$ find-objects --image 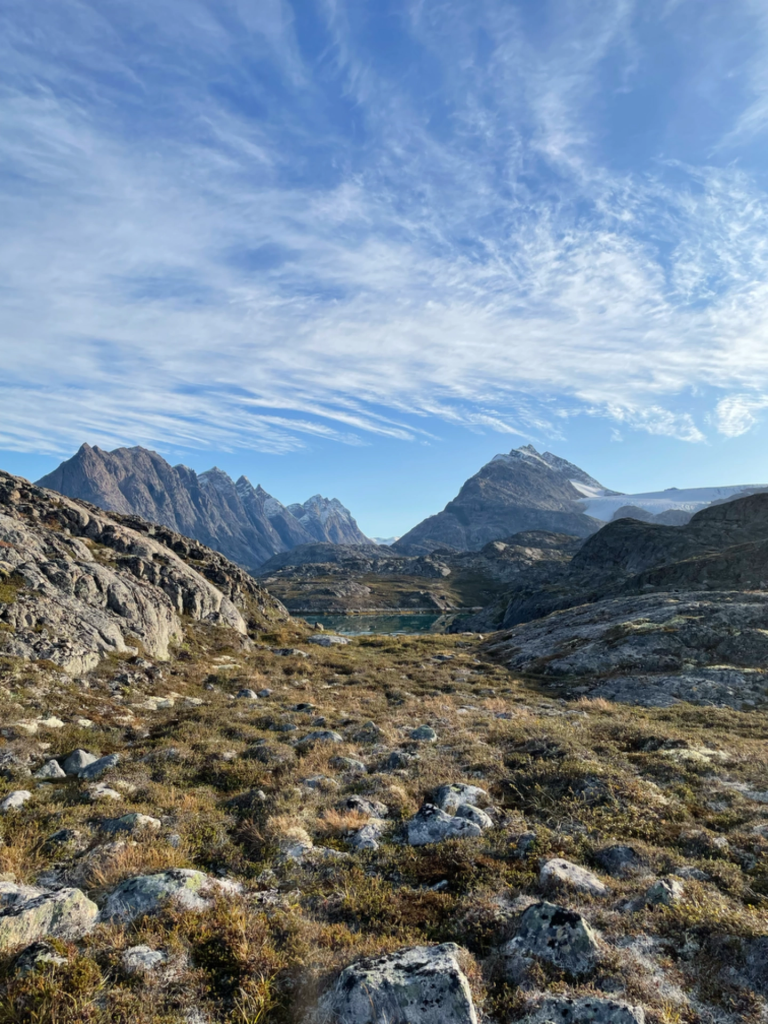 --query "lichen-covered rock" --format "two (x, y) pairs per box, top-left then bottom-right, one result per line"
(594, 845), (645, 878)
(406, 804), (483, 846)
(434, 783), (489, 814)
(101, 813), (162, 835)
(0, 886), (98, 950)
(454, 804), (494, 830)
(502, 901), (600, 975)
(410, 725), (437, 742)
(13, 941), (68, 976)
(526, 995), (645, 1023)
(644, 878), (684, 907)
(102, 869), (241, 923)
(342, 795), (389, 818)
(307, 634), (349, 646)
(298, 730), (343, 745)
(541, 858), (609, 896)
(121, 945), (167, 976)
(78, 753), (120, 781)
(321, 943), (478, 1024)
(346, 820), (389, 852)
